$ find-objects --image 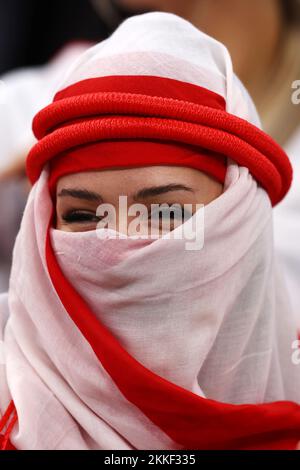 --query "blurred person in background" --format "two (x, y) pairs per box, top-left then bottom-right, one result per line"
(0, 0), (117, 75)
(115, 0), (300, 324)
